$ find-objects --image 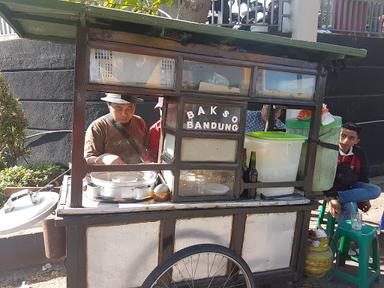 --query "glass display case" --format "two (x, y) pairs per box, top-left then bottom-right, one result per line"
(182, 60), (251, 95)
(181, 138), (238, 162)
(159, 97), (245, 201)
(84, 47), (323, 203)
(256, 69), (316, 100)
(89, 48), (176, 89)
(84, 43), (323, 203)
(85, 48), (321, 202)
(179, 169), (235, 197)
